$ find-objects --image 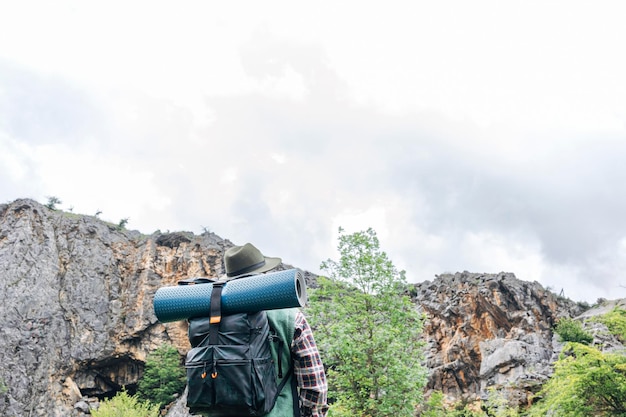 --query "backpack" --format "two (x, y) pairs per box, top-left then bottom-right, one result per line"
(181, 279), (291, 416)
